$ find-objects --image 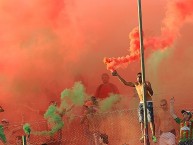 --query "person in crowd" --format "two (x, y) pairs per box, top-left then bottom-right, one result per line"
(157, 99), (176, 145)
(112, 71), (157, 143)
(95, 73), (119, 99)
(170, 97), (193, 145)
